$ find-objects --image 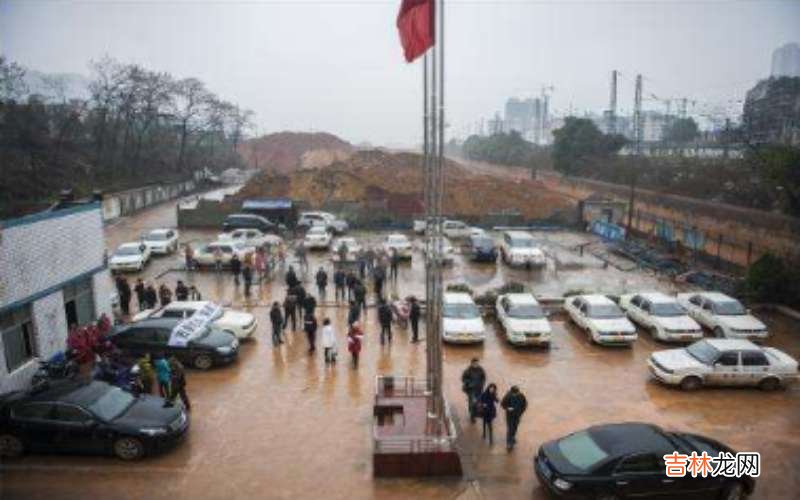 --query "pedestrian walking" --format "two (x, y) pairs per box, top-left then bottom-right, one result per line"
(296, 244), (308, 274)
(479, 383), (499, 445)
(269, 301), (284, 345)
(373, 265), (385, 301)
(315, 267), (328, 298)
(168, 356), (191, 411)
(293, 283), (307, 319)
(303, 312), (318, 354)
(136, 354), (156, 395)
(334, 268), (346, 302)
(134, 278), (146, 311)
(213, 246), (223, 272)
(378, 299), (393, 345)
(321, 318), (337, 364)
(184, 244), (195, 271)
(283, 293), (297, 332)
(347, 322), (364, 368)
(153, 354), (172, 398)
(500, 386), (528, 451)
(231, 253), (242, 285)
(390, 249), (400, 281)
(366, 247), (376, 274)
(243, 265), (253, 296)
(347, 299), (361, 327)
(189, 285), (202, 301)
(354, 280), (367, 313)
(175, 280), (189, 301)
(461, 358), (486, 424)
(303, 293), (317, 316)
(158, 284), (172, 307)
(345, 271), (356, 301)
(116, 276), (132, 316)
(409, 296), (421, 343)
(286, 265), (300, 289)
(357, 249), (367, 280)
(144, 283), (158, 310)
